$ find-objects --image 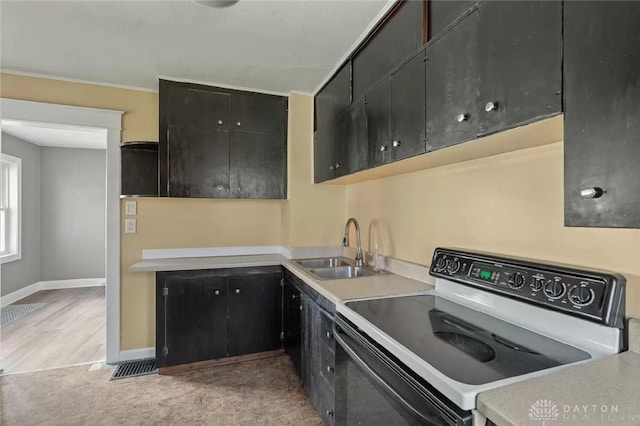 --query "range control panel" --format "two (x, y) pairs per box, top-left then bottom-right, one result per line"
(429, 248), (626, 328)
